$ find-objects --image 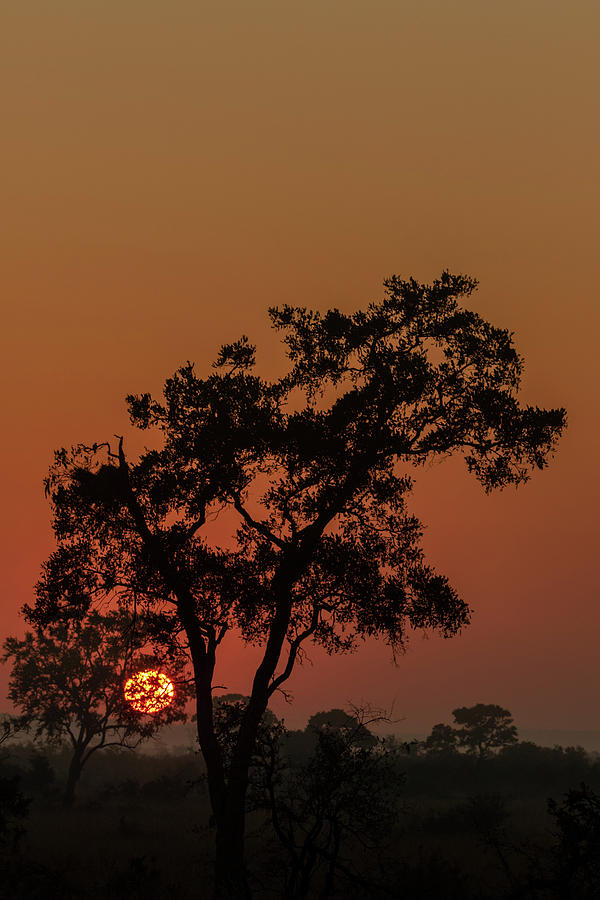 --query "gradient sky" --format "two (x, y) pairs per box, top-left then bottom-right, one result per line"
(2, 1), (599, 734)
